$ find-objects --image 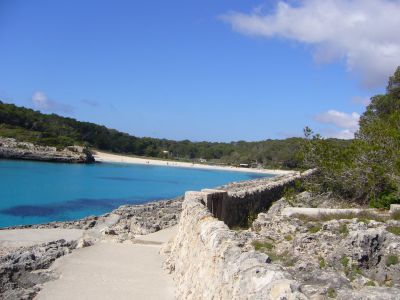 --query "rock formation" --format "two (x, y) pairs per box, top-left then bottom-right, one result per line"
(0, 137), (94, 163)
